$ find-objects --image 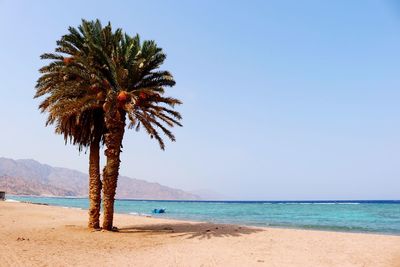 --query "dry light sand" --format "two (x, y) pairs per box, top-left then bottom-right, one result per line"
(1, 201), (400, 267)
